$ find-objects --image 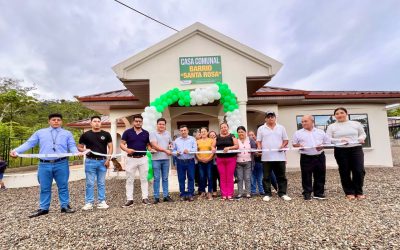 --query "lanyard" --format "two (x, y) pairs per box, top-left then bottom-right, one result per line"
(50, 129), (60, 152)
